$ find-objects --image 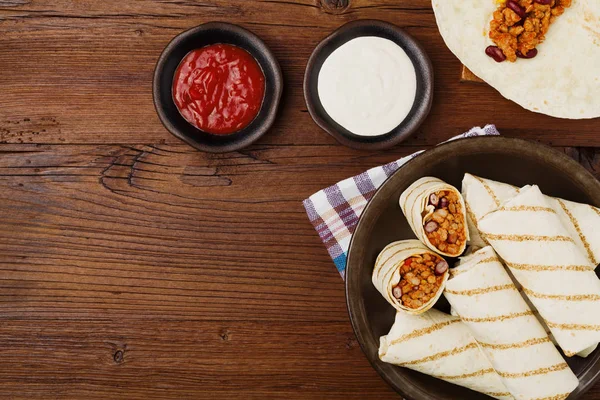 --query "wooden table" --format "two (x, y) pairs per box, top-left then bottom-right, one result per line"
(0, 1), (599, 398)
